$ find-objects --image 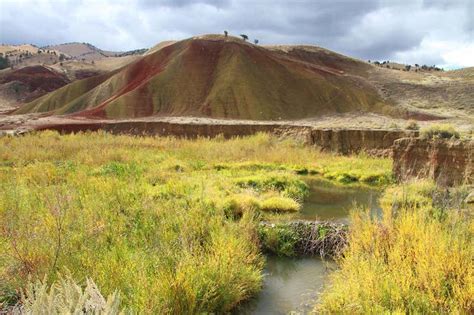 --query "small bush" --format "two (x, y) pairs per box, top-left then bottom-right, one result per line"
(405, 120), (419, 130)
(258, 224), (299, 256)
(388, 122), (400, 129)
(420, 124), (460, 140)
(260, 197), (300, 213)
